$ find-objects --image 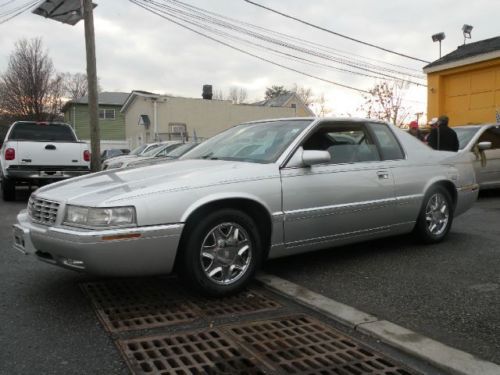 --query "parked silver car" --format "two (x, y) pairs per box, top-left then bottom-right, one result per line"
(13, 118), (479, 296)
(454, 124), (500, 190)
(105, 142), (183, 169)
